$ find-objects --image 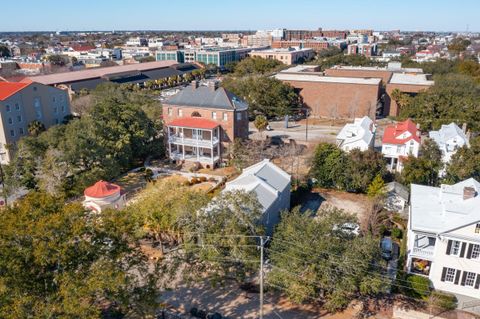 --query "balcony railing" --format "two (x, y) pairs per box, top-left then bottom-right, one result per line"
(170, 152), (220, 164)
(412, 247), (435, 258)
(169, 136), (219, 147)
